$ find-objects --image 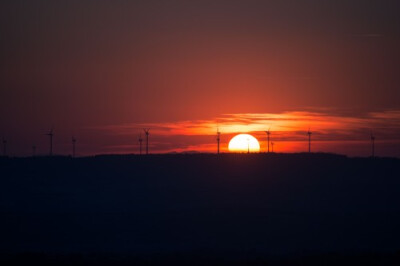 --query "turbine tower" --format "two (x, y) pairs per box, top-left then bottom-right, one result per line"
(46, 128), (54, 156)
(307, 128), (312, 153)
(138, 133), (143, 155)
(2, 137), (7, 157)
(72, 136), (76, 158)
(271, 142), (274, 153)
(265, 129), (271, 153)
(216, 128), (221, 154)
(371, 133), (375, 157)
(143, 128), (150, 155)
